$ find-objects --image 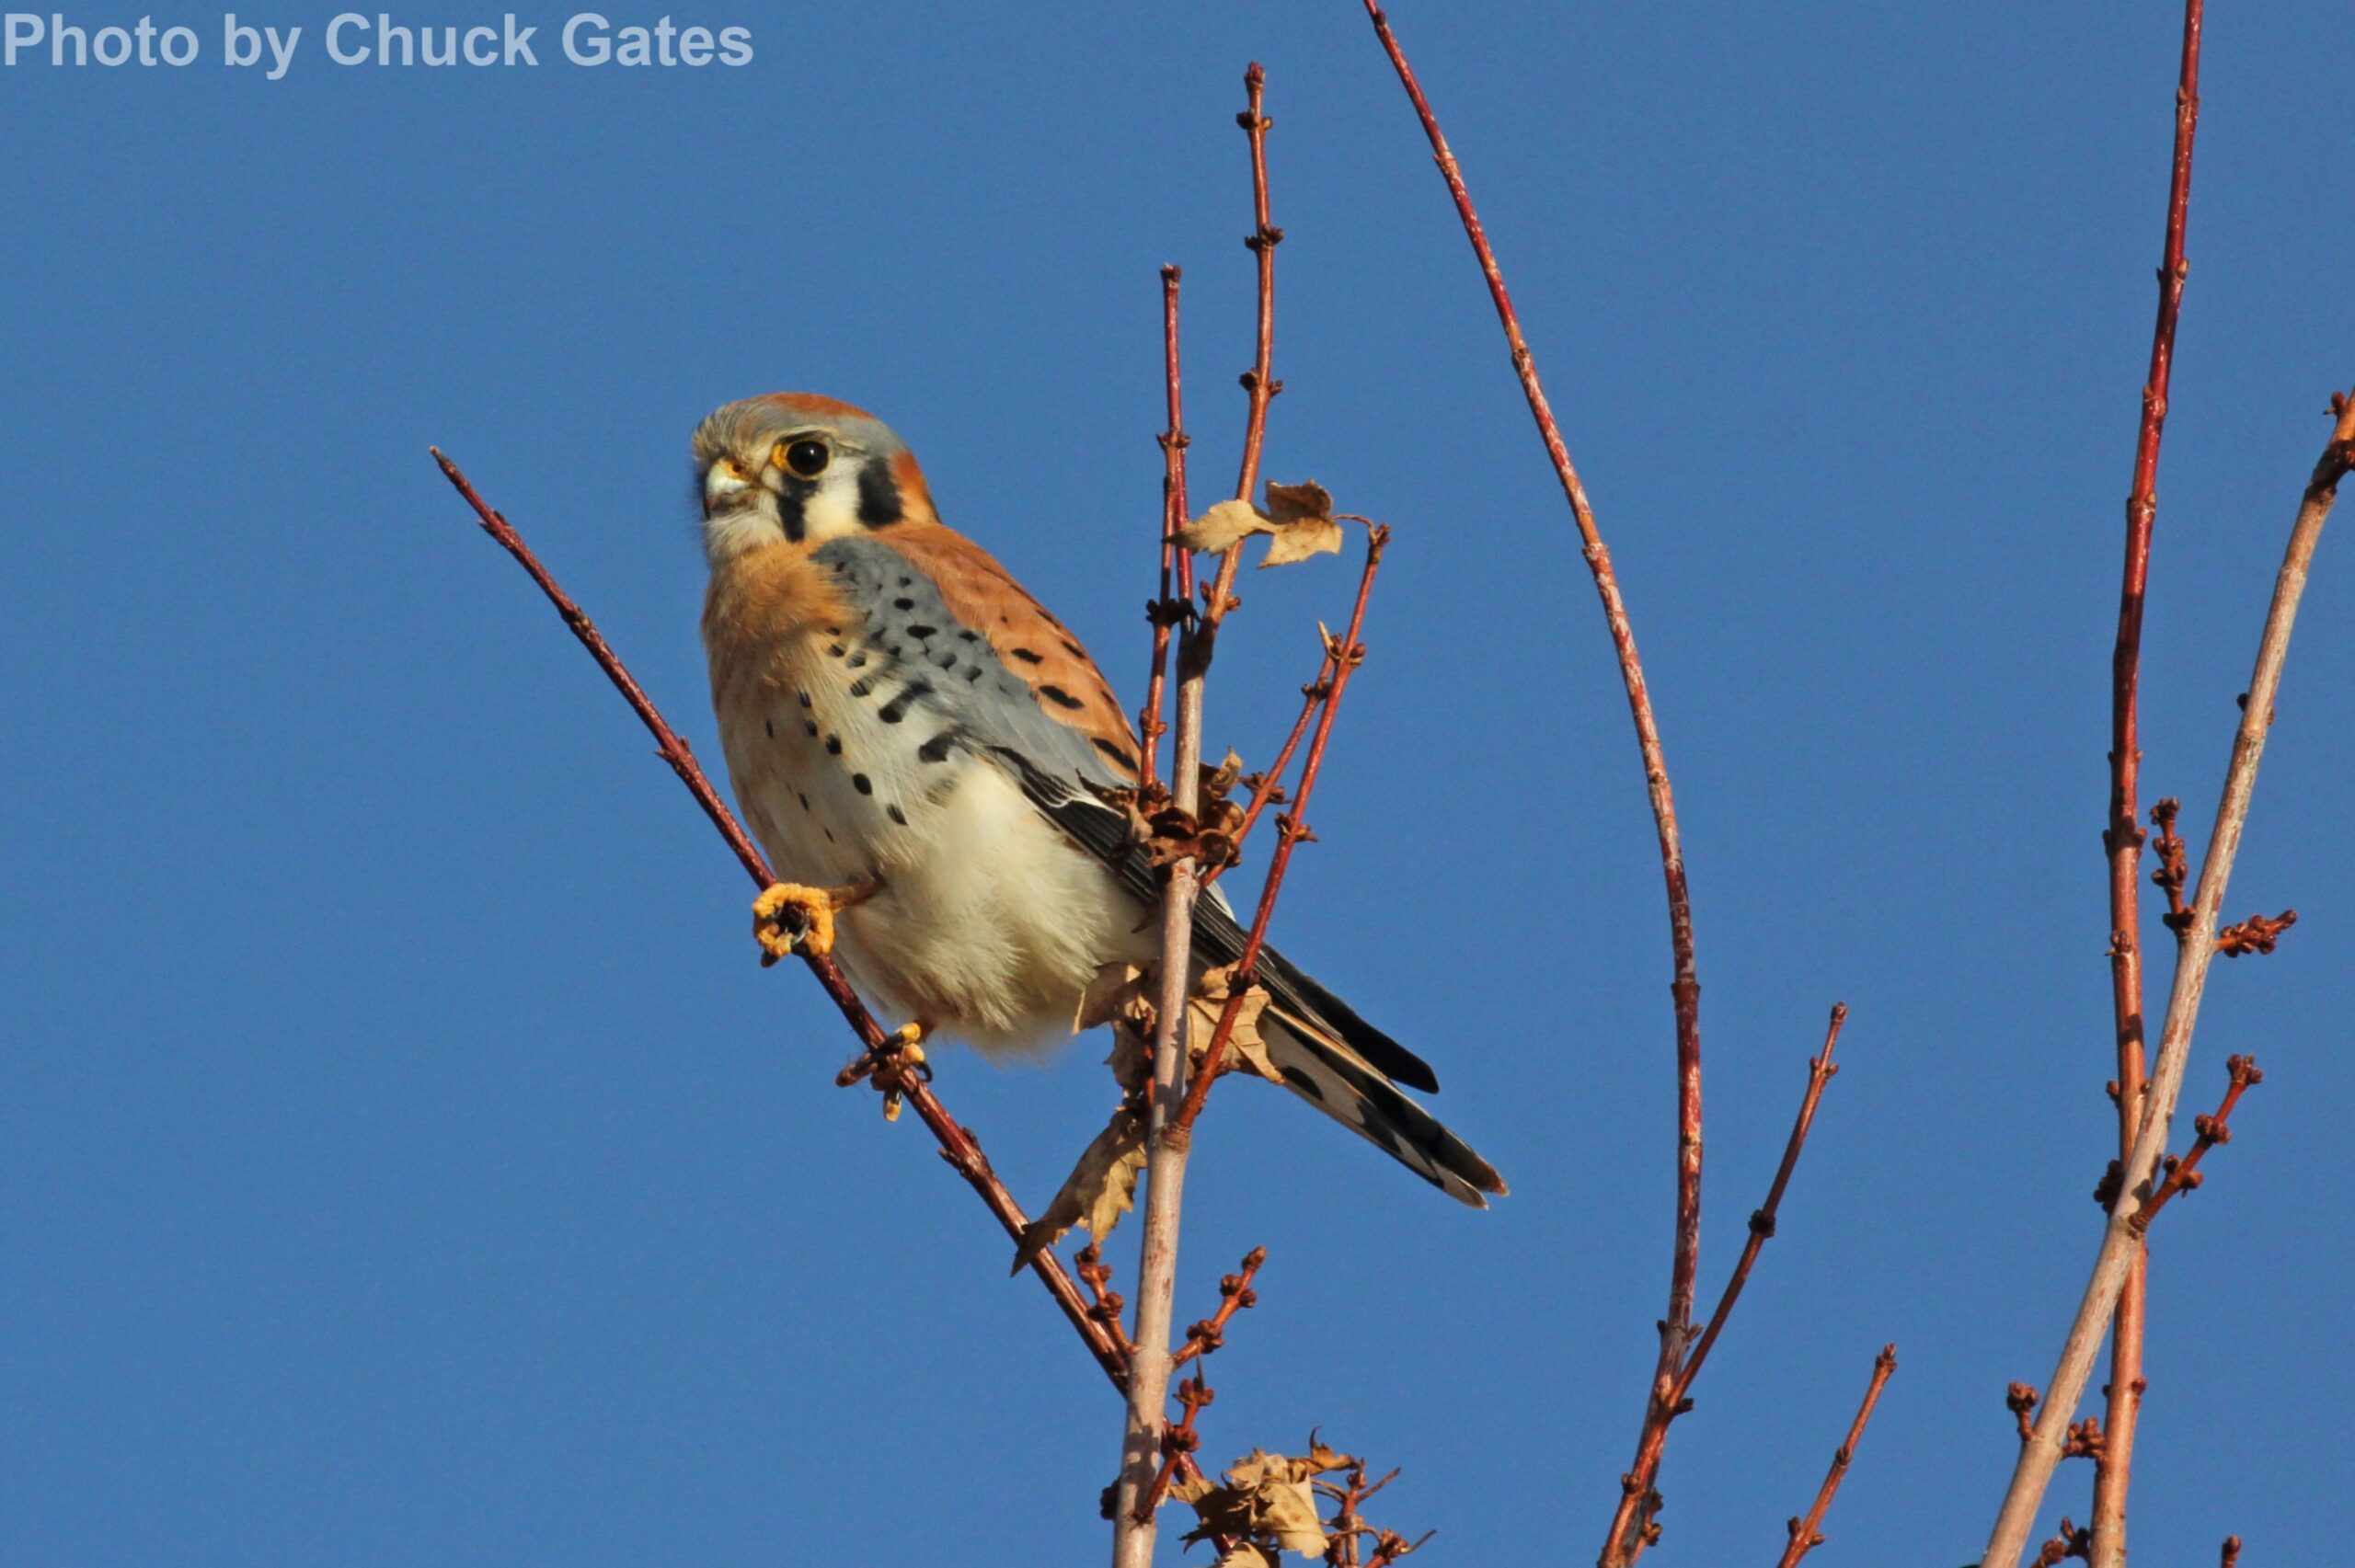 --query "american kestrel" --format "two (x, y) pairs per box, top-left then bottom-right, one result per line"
(695, 394), (1505, 1205)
